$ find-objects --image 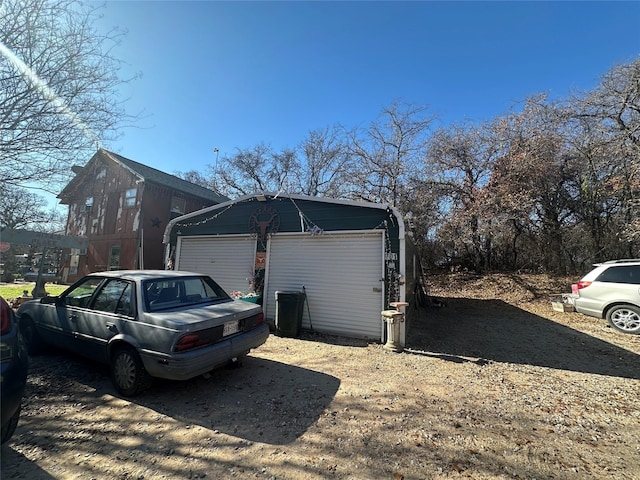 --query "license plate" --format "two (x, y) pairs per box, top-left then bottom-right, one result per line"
(223, 320), (239, 336)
